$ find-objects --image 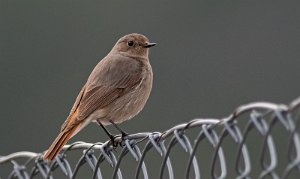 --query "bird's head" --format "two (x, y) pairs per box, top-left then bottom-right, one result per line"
(111, 33), (156, 59)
